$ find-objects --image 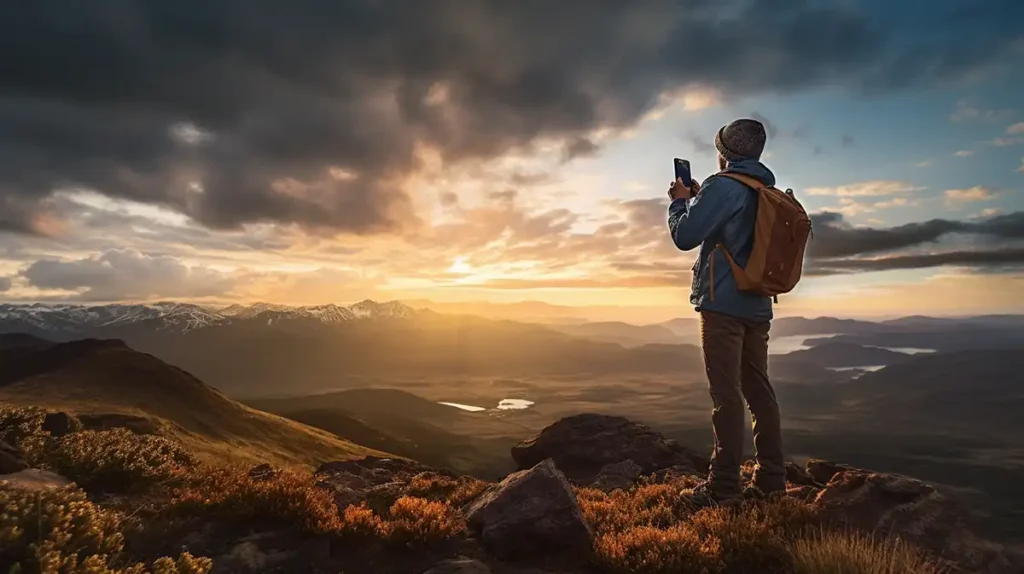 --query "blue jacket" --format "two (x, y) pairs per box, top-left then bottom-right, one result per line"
(667, 159), (773, 322)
